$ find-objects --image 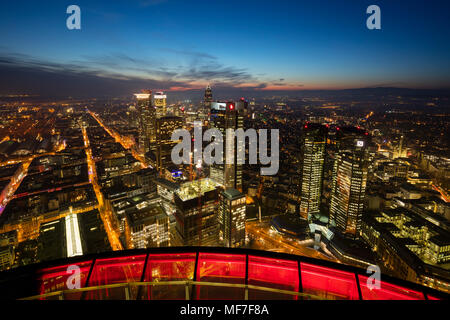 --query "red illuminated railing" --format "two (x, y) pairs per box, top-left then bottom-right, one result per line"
(3, 247), (448, 300)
